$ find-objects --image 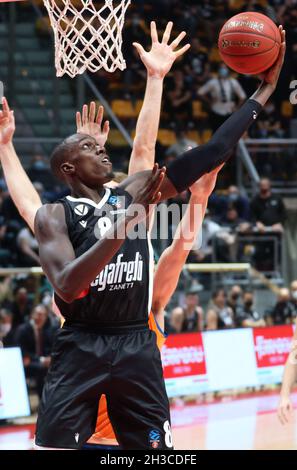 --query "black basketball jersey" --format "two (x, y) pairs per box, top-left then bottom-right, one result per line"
(54, 186), (154, 326)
